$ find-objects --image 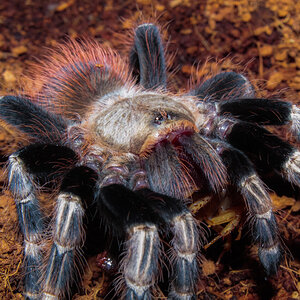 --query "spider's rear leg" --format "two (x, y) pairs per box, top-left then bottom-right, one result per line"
(214, 119), (300, 187)
(42, 166), (97, 299)
(129, 23), (167, 90)
(7, 144), (77, 299)
(215, 142), (281, 274)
